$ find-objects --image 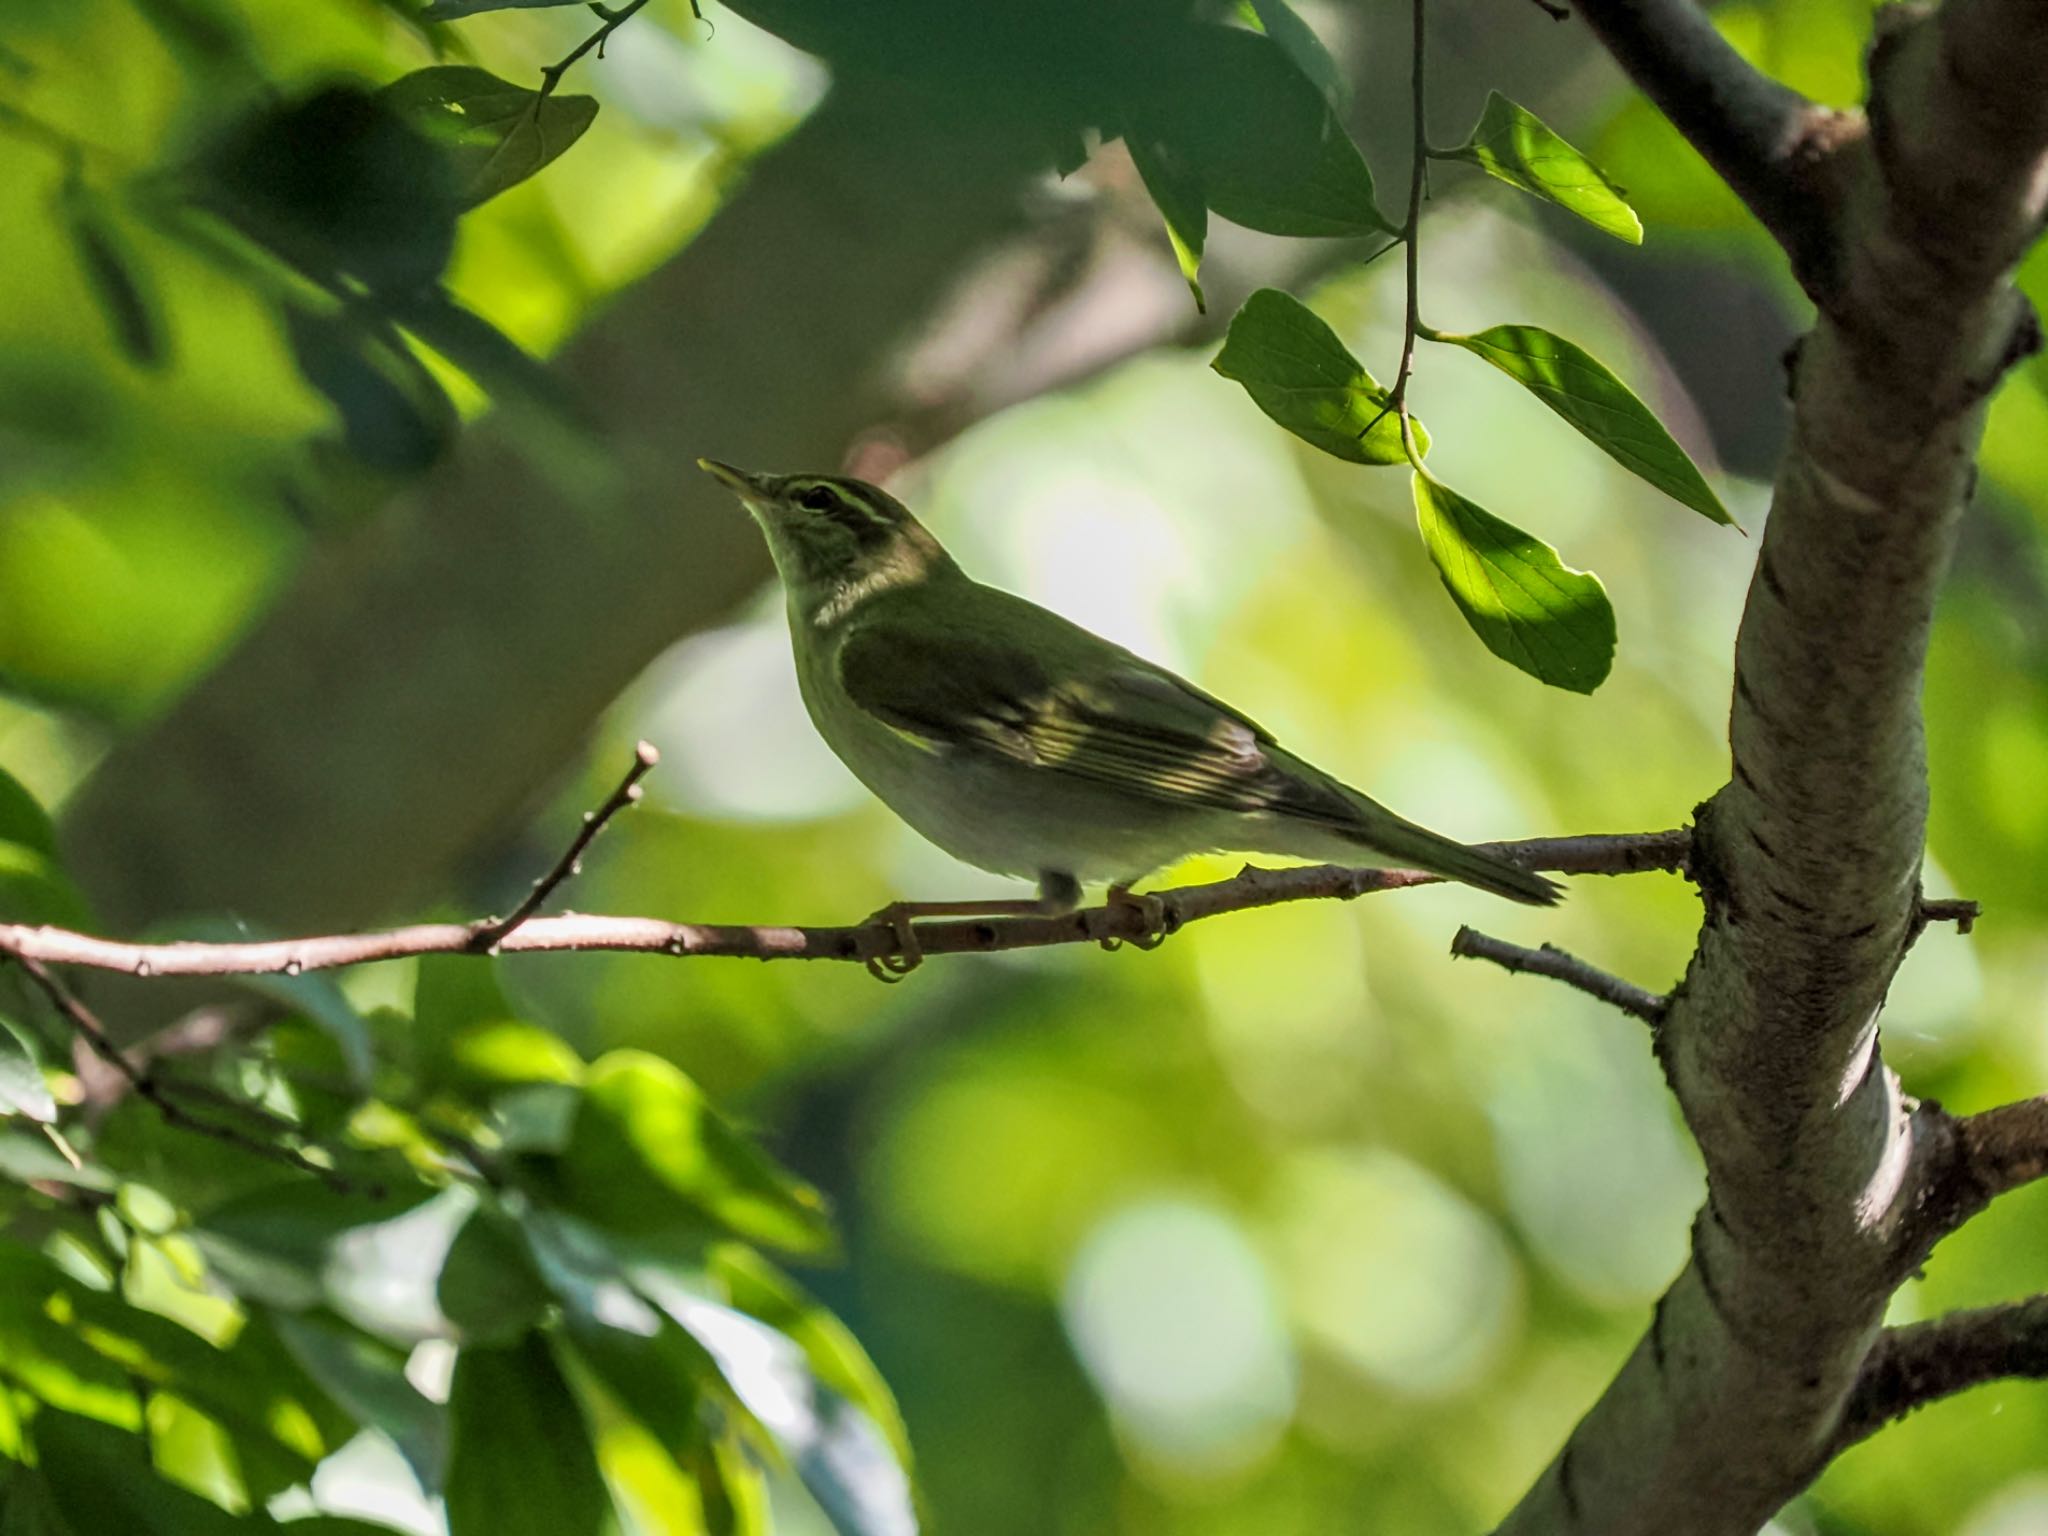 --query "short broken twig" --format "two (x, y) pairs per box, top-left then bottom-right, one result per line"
(1450, 925), (1669, 1025)
(469, 741), (659, 952)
